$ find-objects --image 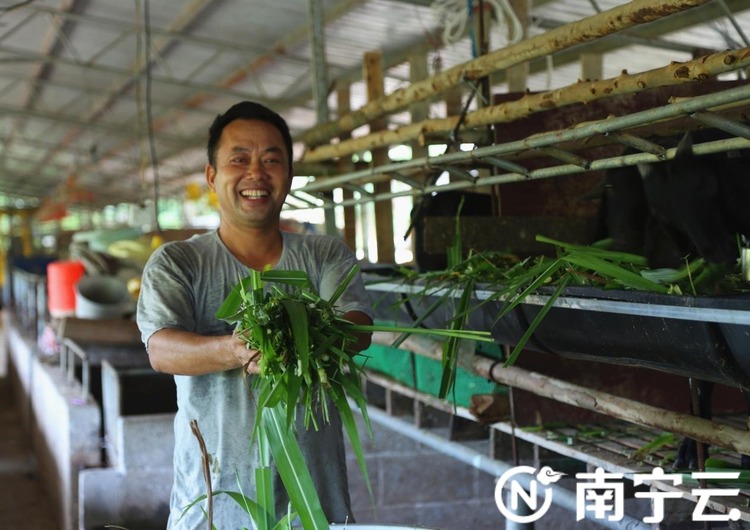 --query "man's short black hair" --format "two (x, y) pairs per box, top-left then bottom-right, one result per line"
(206, 101), (293, 174)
